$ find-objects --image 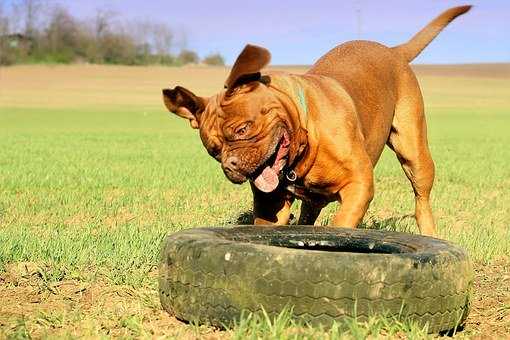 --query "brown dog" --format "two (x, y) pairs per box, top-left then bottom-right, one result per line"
(162, 6), (471, 236)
